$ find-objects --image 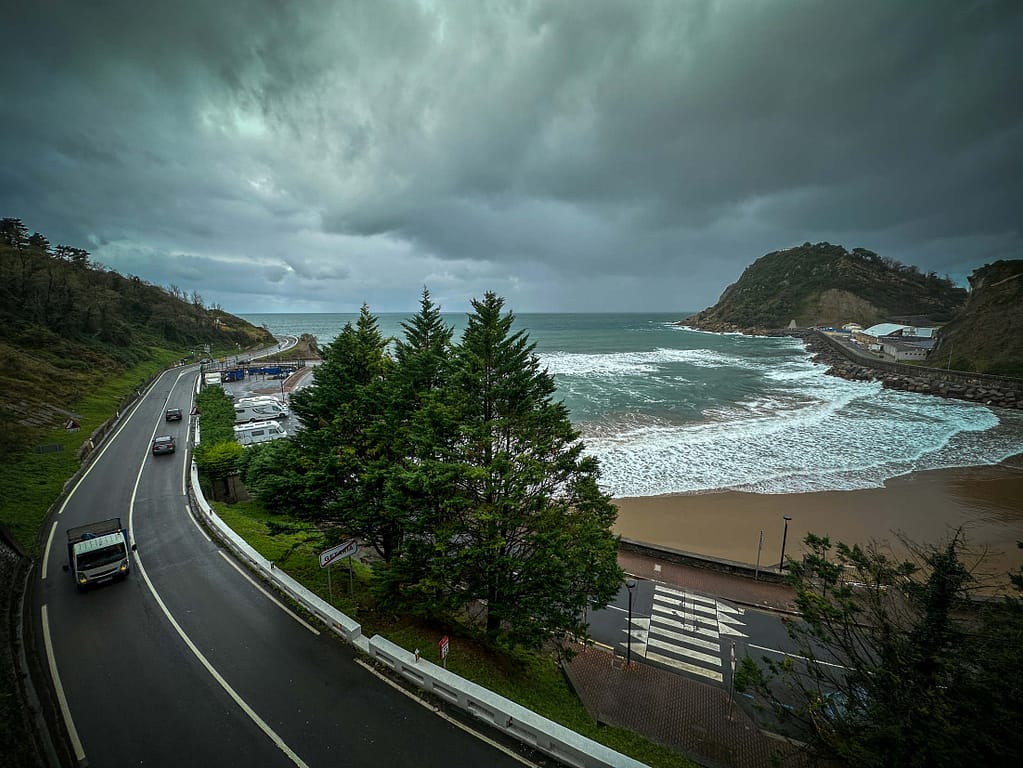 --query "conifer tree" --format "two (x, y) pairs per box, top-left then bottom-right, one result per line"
(285, 305), (399, 557)
(407, 292), (622, 648)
